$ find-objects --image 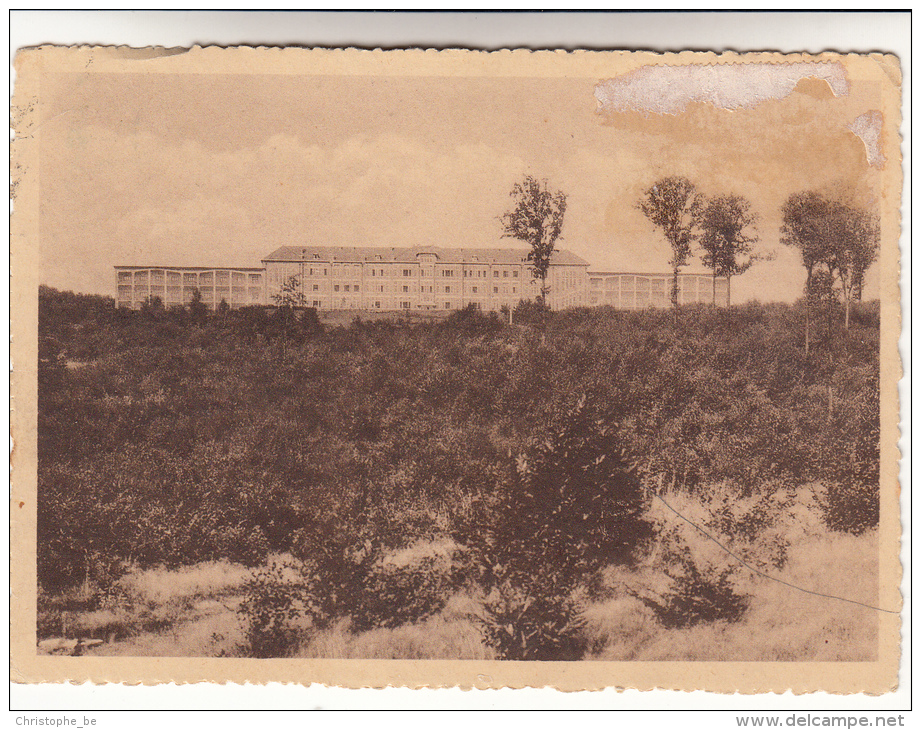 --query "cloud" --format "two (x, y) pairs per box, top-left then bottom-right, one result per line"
(594, 61), (849, 116)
